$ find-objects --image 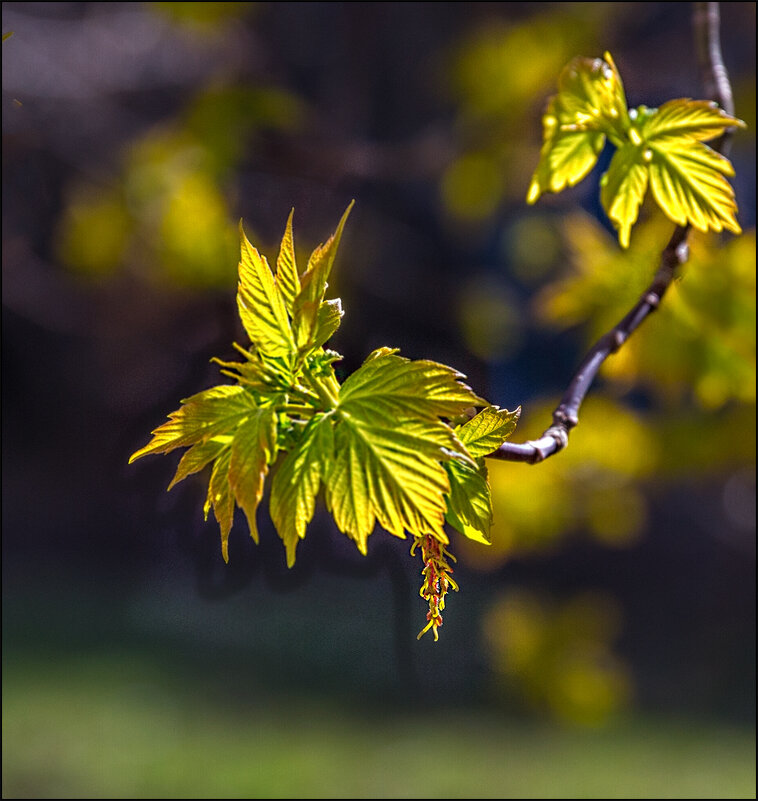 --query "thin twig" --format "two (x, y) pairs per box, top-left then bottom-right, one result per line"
(489, 1), (738, 464)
